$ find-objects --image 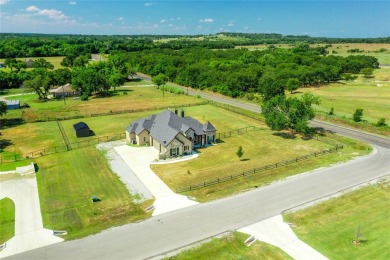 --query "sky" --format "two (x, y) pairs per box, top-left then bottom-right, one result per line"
(0, 0), (389, 37)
